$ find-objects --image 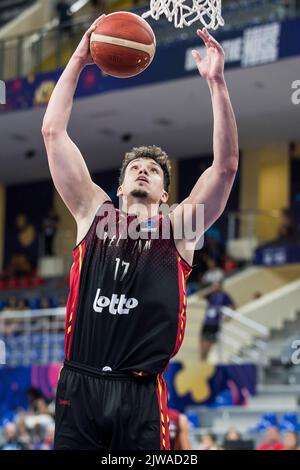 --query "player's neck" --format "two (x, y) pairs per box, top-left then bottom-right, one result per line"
(120, 197), (159, 221)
